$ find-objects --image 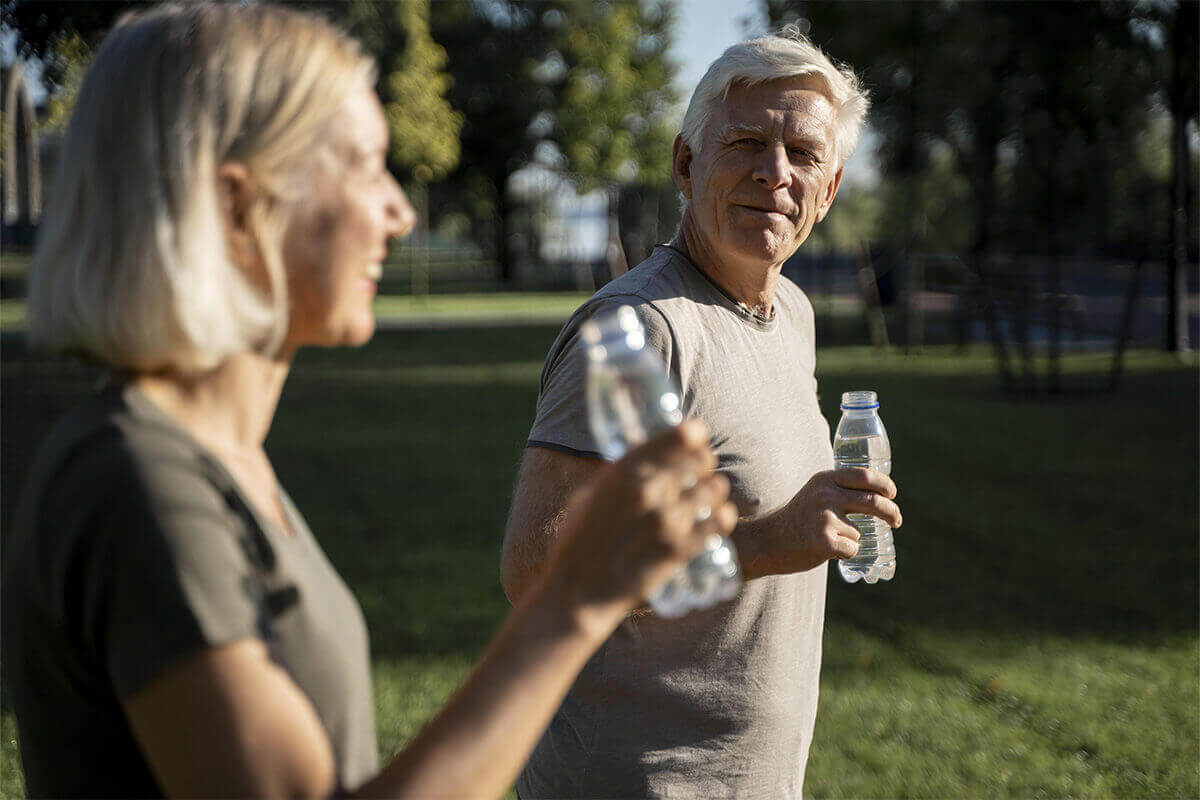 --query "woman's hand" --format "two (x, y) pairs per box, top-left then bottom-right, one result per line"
(541, 418), (738, 631)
